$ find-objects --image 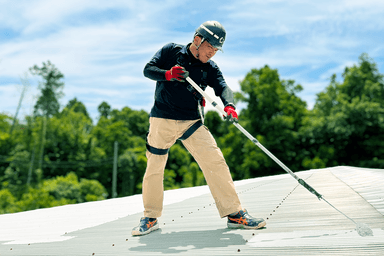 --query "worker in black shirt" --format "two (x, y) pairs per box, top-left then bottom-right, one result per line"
(132, 21), (266, 236)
